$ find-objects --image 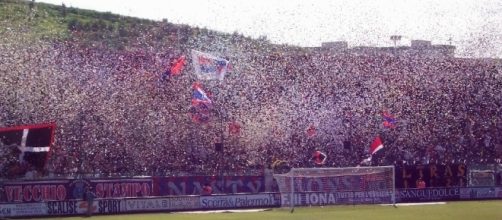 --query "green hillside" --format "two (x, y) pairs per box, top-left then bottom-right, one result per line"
(0, 0), (281, 51)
